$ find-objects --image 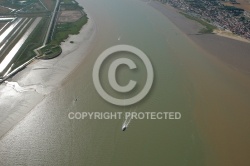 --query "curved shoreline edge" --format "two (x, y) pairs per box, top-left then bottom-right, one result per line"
(0, 9), (97, 139)
(150, 1), (250, 75)
(213, 29), (250, 43)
